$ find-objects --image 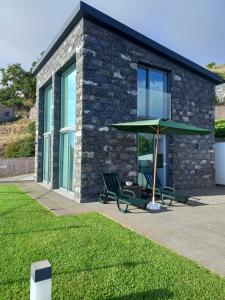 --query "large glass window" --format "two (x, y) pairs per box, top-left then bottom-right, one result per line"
(44, 85), (52, 133)
(43, 135), (51, 183)
(137, 66), (170, 119)
(60, 64), (76, 192)
(43, 84), (52, 184)
(61, 65), (76, 128)
(60, 131), (76, 191)
(137, 66), (168, 187)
